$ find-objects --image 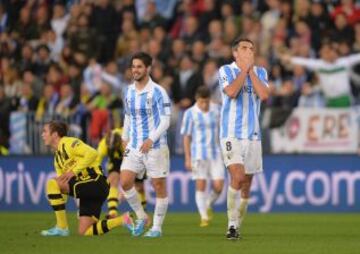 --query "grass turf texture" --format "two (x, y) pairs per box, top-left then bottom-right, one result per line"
(1, 212), (359, 254)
